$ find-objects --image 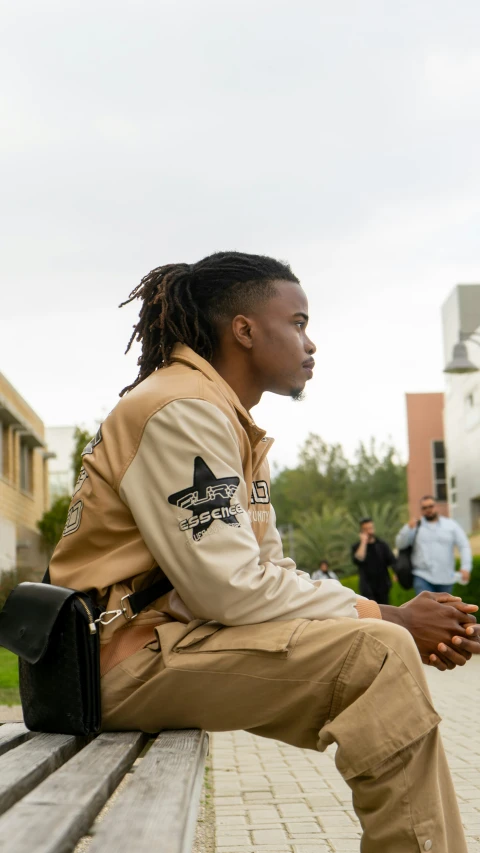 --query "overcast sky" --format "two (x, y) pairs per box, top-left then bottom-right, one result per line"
(1, 0), (479, 469)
